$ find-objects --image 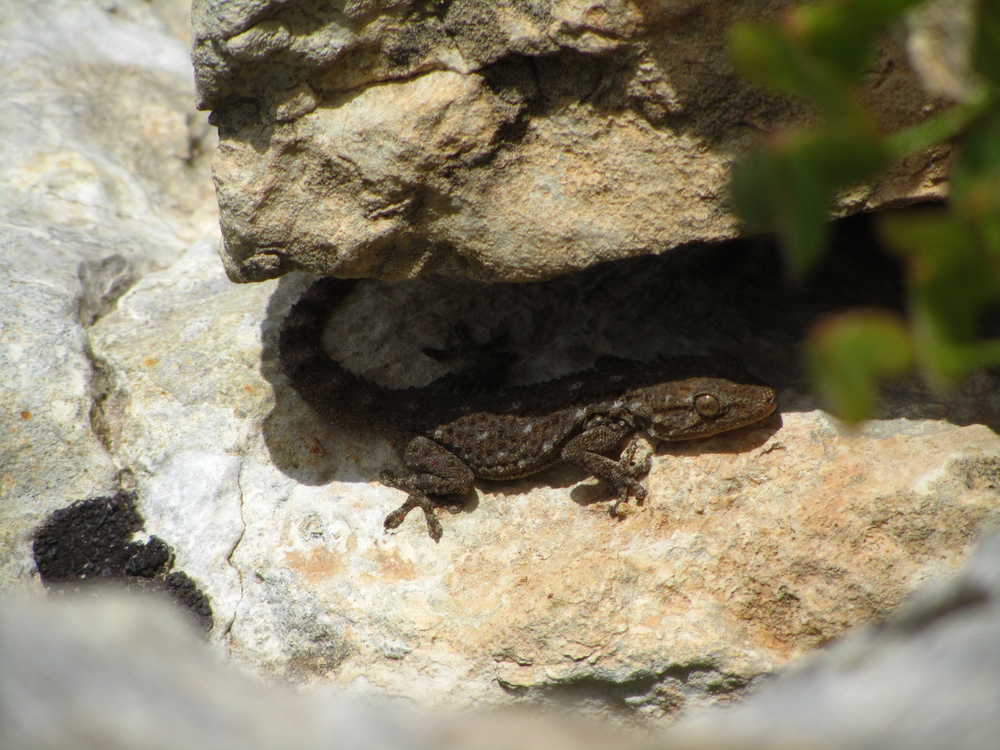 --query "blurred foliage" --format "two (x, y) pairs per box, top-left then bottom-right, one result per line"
(729, 0), (1000, 421)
